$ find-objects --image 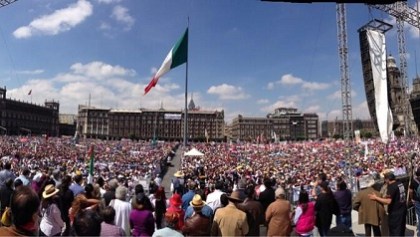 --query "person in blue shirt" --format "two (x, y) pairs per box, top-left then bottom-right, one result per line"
(69, 174), (85, 197)
(182, 181), (196, 211)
